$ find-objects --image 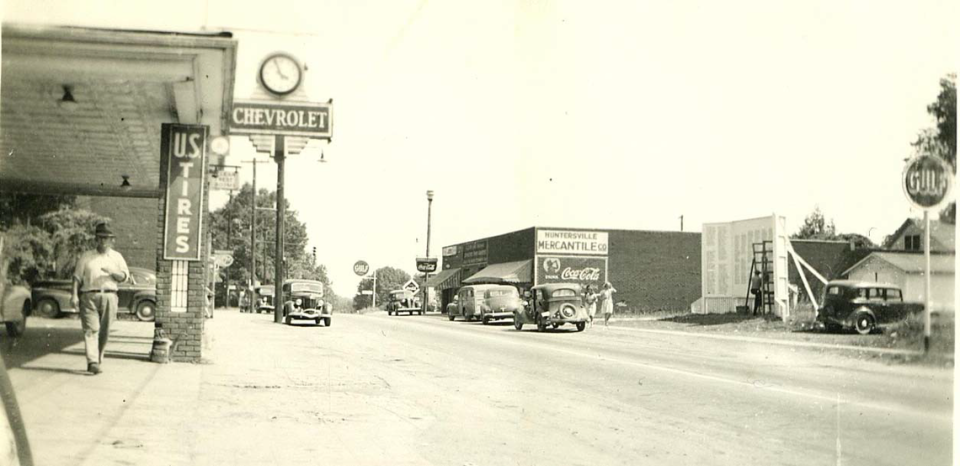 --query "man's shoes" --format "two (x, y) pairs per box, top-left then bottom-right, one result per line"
(88, 363), (101, 375)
